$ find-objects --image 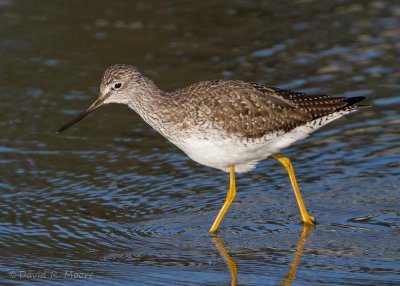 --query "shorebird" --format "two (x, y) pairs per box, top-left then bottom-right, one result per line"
(58, 64), (366, 233)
